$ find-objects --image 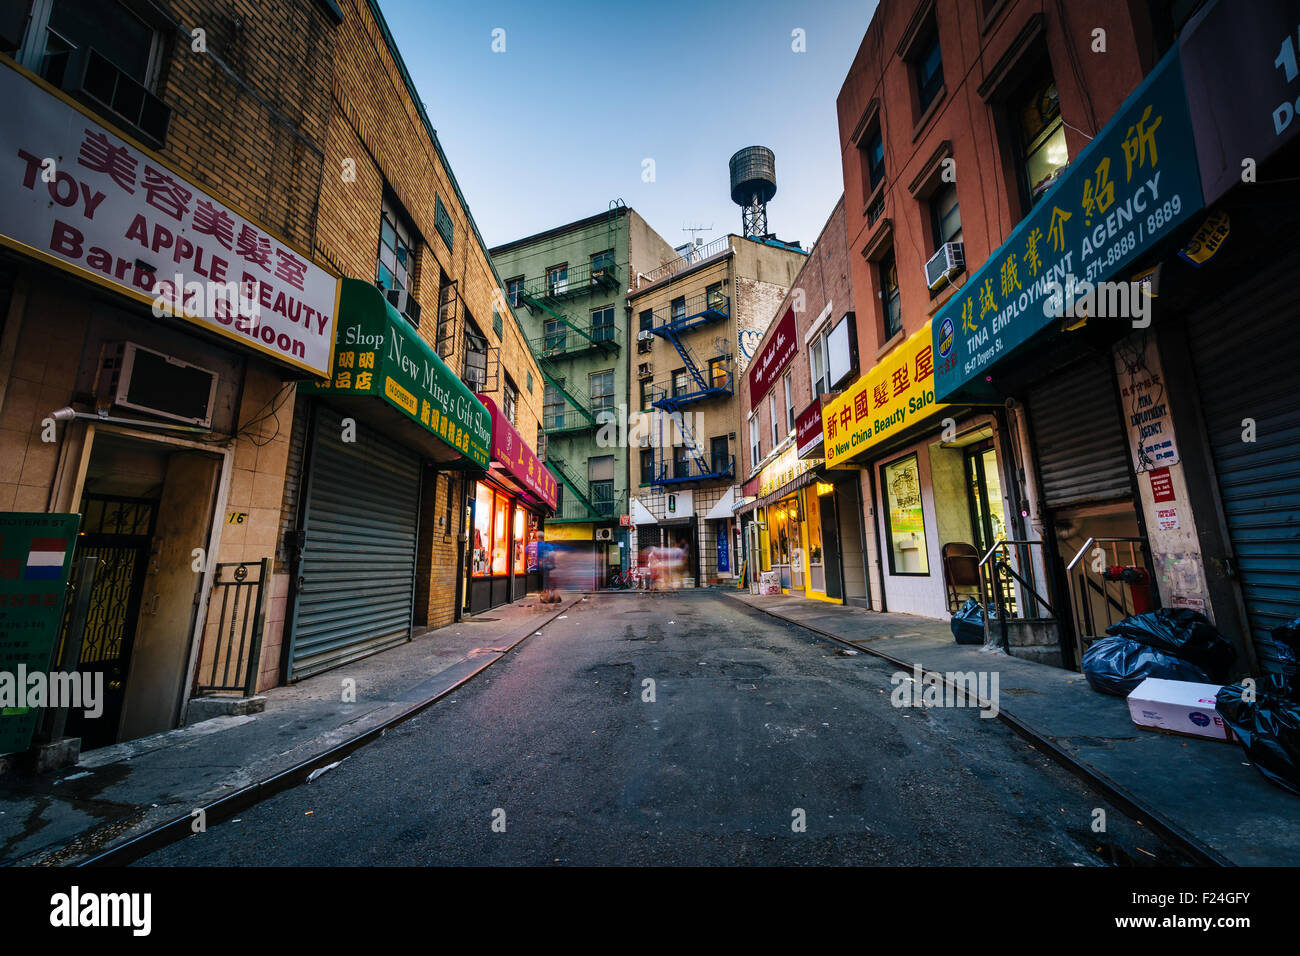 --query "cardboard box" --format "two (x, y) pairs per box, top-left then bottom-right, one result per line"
(1126, 677), (1234, 741)
(759, 571), (782, 595)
